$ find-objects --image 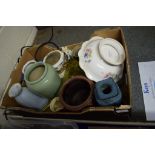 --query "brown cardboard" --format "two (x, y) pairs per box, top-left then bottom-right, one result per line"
(0, 27), (131, 117)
